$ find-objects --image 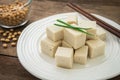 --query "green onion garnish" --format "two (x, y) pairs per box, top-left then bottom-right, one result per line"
(54, 19), (94, 36)
(54, 24), (91, 30)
